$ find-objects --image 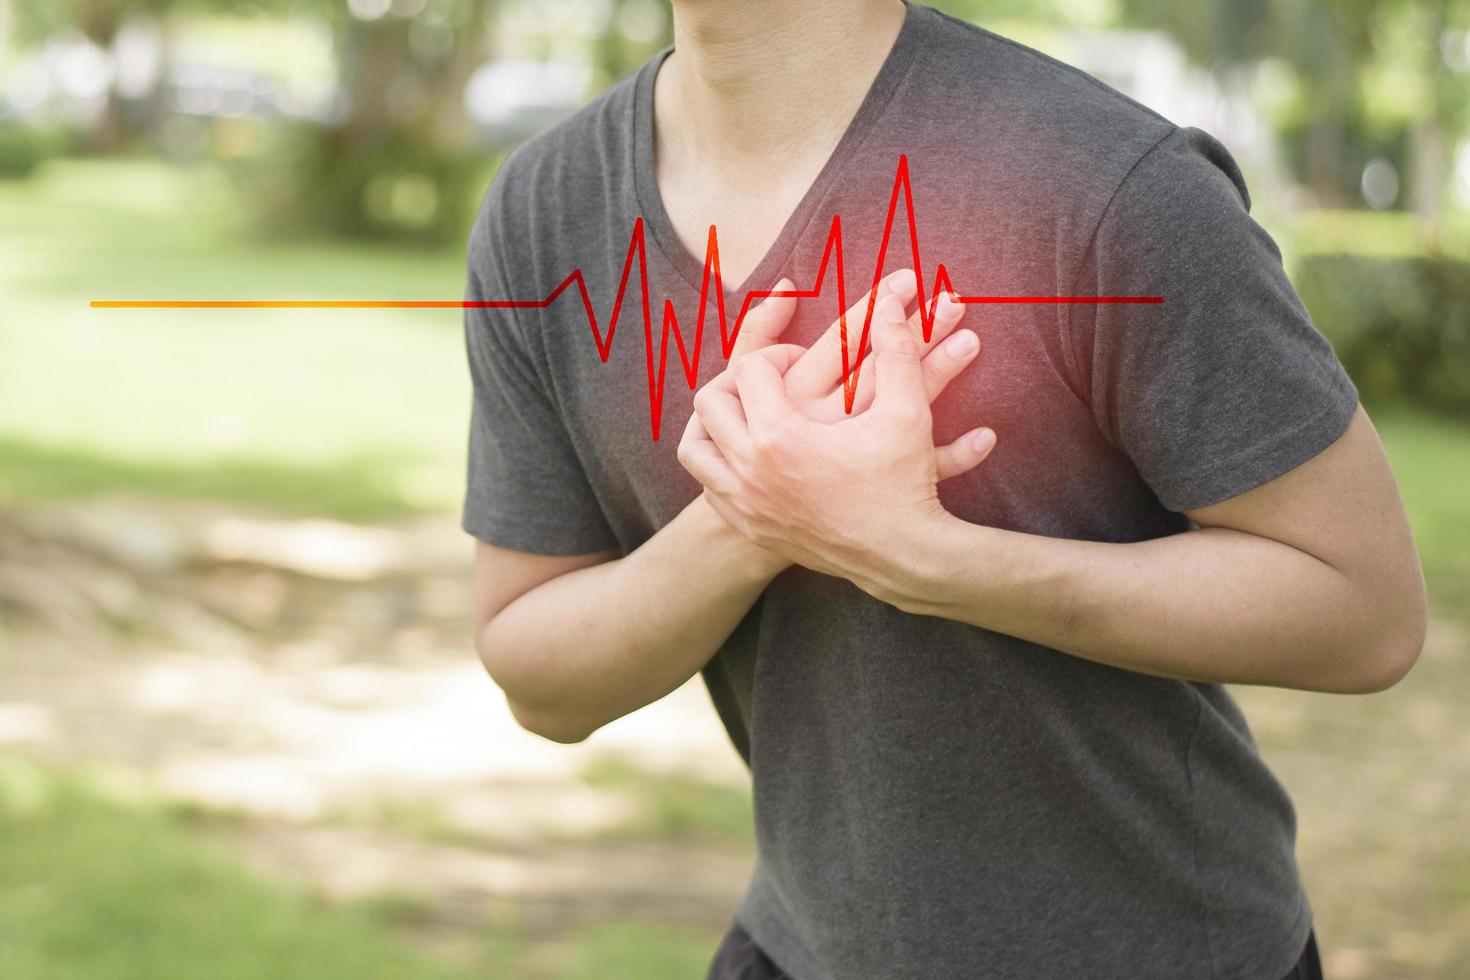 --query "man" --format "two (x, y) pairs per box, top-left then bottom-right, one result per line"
(462, 1), (1427, 977)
